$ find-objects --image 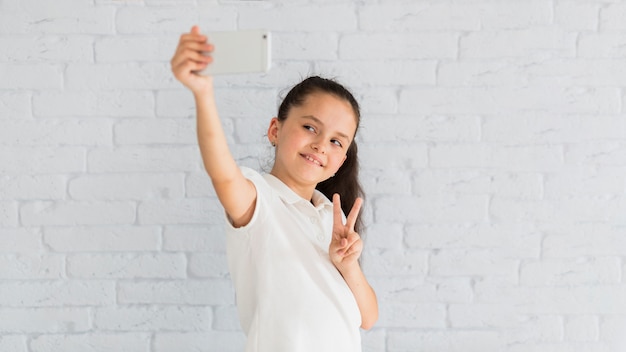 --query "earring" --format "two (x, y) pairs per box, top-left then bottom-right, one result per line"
(271, 142), (276, 147)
